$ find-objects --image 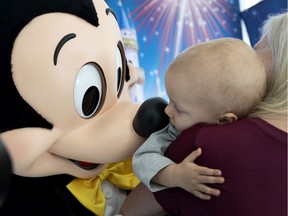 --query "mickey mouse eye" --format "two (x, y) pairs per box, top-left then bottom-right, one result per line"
(116, 42), (126, 98)
(74, 63), (106, 119)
